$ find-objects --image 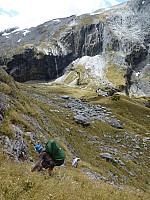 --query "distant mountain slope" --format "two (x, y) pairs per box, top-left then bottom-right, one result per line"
(0, 0), (149, 97)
